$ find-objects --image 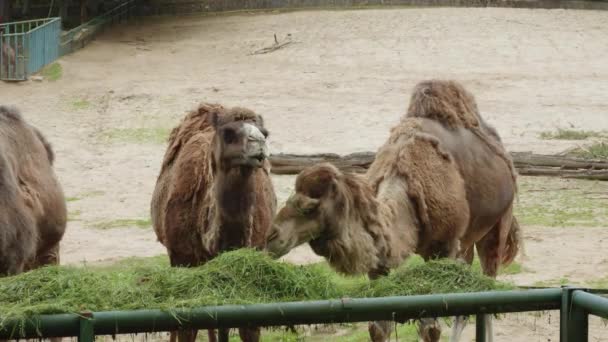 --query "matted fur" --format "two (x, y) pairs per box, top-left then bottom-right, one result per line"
(368, 132), (469, 259)
(405, 80), (518, 187)
(151, 102), (276, 265)
(0, 106), (67, 276)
